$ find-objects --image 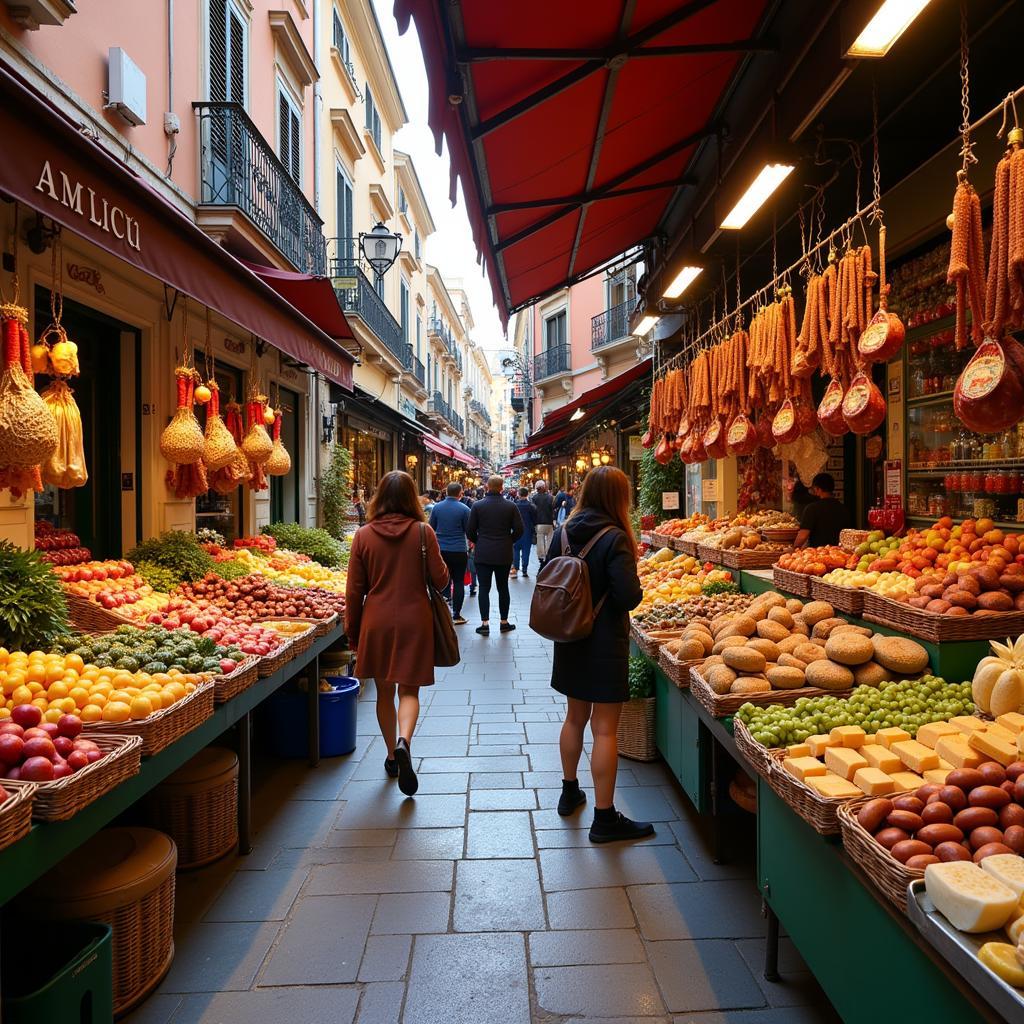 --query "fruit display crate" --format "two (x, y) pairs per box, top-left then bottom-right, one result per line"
(656, 645), (699, 688)
(213, 656), (260, 704)
(772, 567), (812, 597)
(688, 668), (852, 719)
(719, 547), (790, 570)
(862, 591), (1024, 644)
(0, 782), (36, 852)
(810, 577), (866, 616)
(64, 593), (138, 634)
